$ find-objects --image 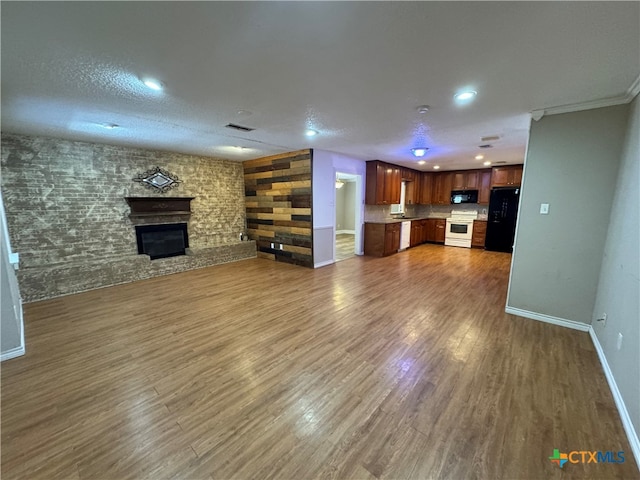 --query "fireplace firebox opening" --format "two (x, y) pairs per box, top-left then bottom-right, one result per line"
(135, 223), (189, 260)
